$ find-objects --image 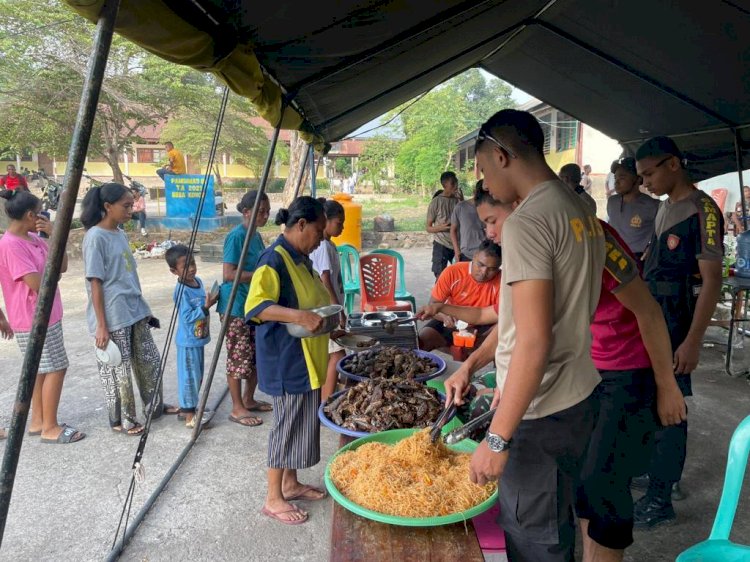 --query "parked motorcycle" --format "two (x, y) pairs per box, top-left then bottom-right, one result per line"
(123, 173), (147, 197)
